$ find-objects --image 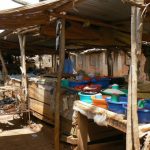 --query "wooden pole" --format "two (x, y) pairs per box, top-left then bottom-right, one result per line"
(126, 68), (133, 150)
(126, 0), (144, 149)
(54, 19), (65, 150)
(131, 6), (140, 149)
(18, 34), (27, 100)
(0, 51), (9, 82)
